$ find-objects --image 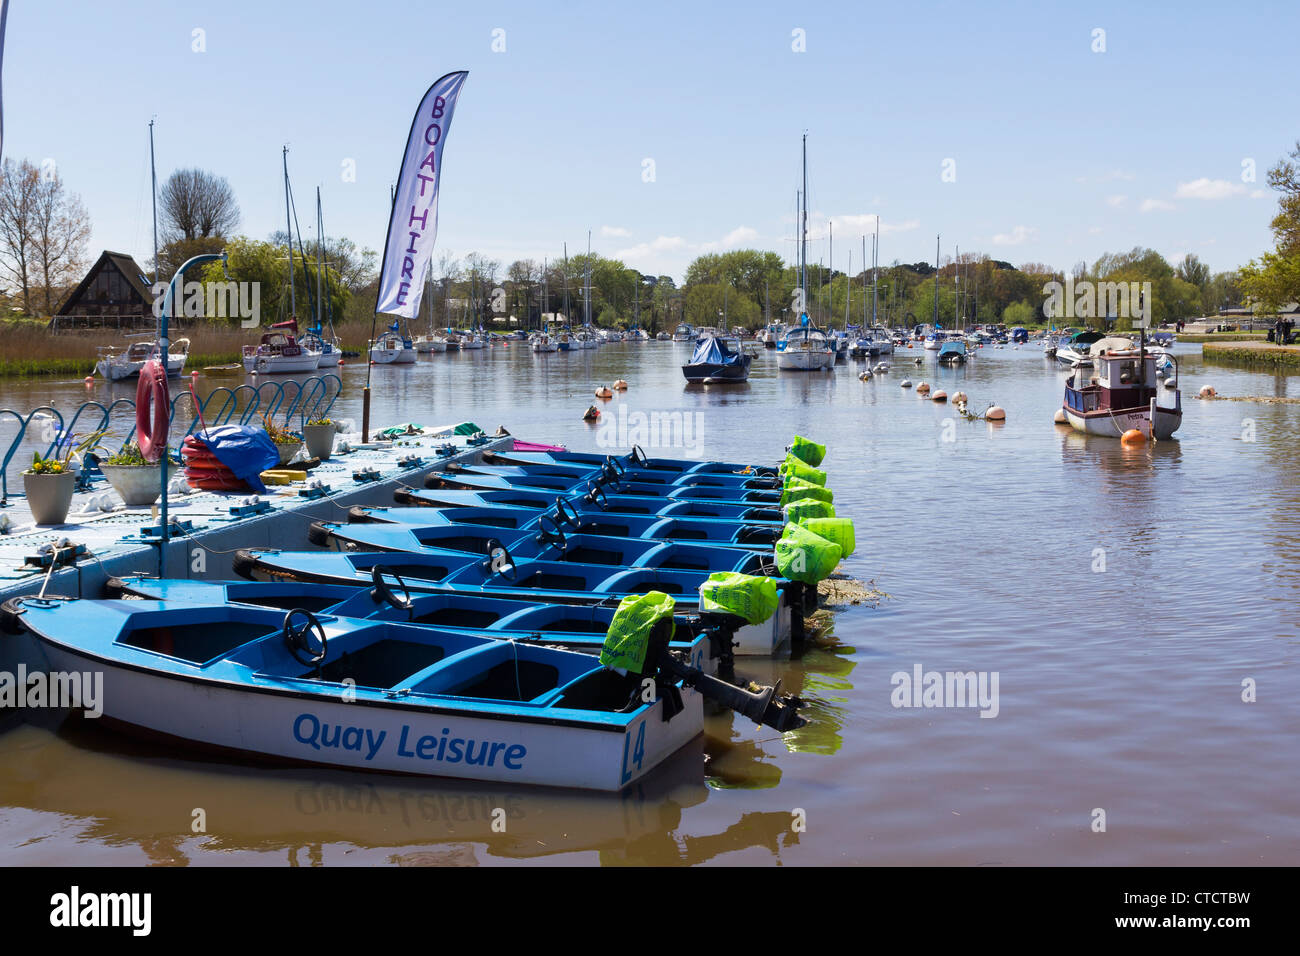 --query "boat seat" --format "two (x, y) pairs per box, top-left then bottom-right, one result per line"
(120, 621), (276, 665)
(311, 638), (446, 688)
